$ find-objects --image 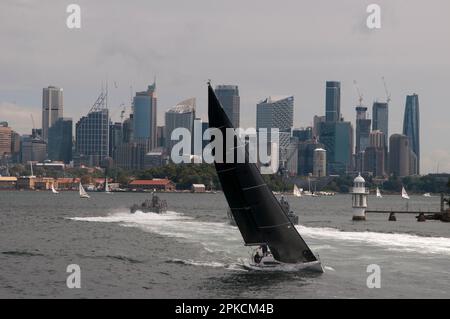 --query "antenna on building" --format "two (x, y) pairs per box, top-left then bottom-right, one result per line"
(353, 80), (363, 106)
(382, 76), (391, 103)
